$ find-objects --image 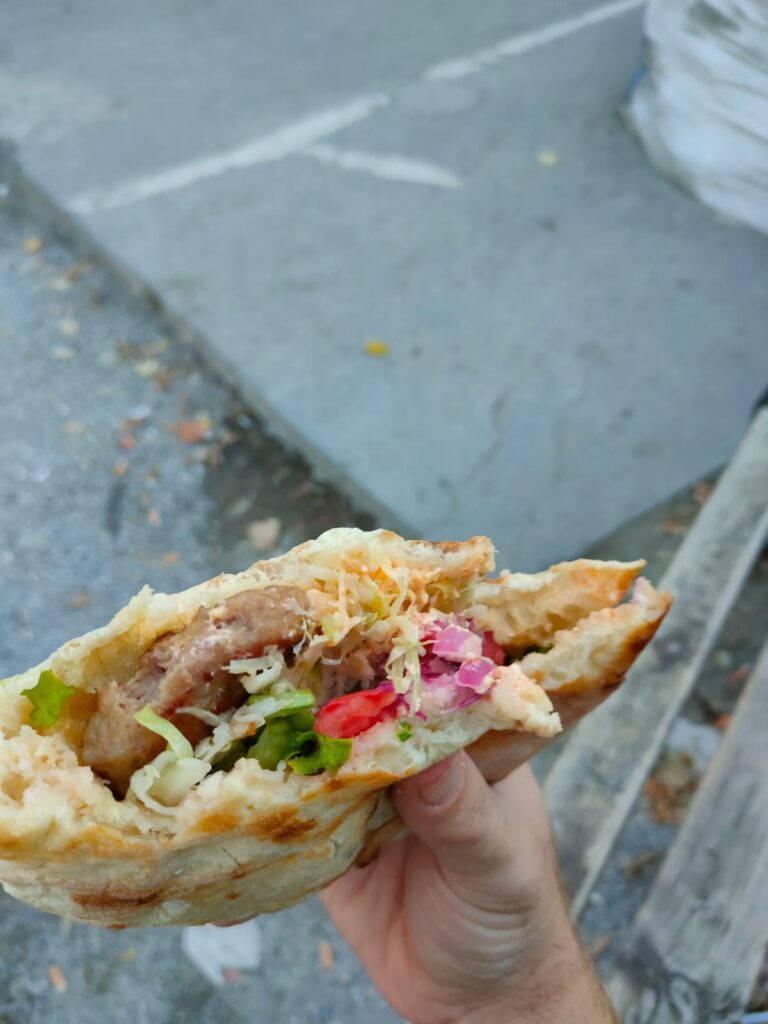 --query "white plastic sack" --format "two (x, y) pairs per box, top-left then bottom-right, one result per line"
(627, 0), (768, 234)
